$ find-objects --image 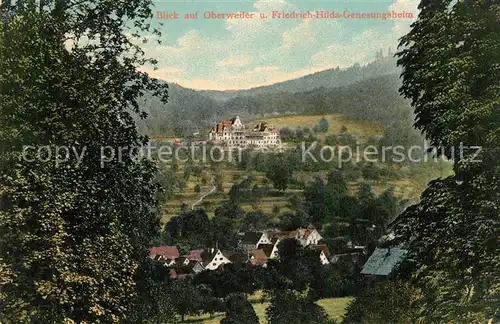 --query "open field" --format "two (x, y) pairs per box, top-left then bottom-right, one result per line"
(252, 113), (385, 141)
(159, 161), (451, 224)
(181, 296), (353, 323)
(159, 162), (452, 224)
(156, 113), (453, 224)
